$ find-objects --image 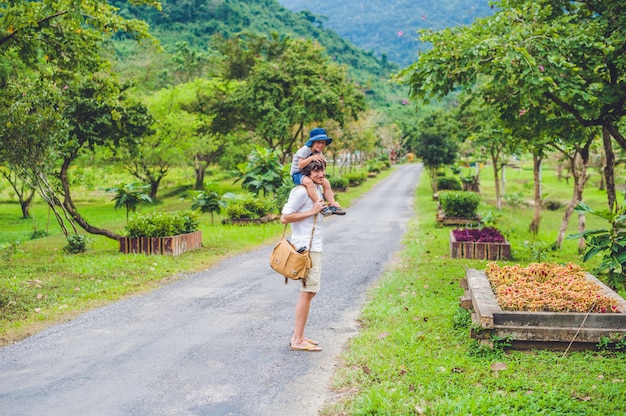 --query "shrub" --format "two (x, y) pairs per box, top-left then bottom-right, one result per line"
(2, 240), (23, 262)
(437, 176), (462, 191)
(504, 191), (525, 208)
(125, 210), (199, 237)
(225, 194), (275, 219)
(274, 182), (294, 213)
(439, 191), (481, 218)
(544, 199), (563, 211)
(367, 161), (384, 174)
(328, 176), (349, 189)
(63, 234), (89, 254)
(30, 229), (49, 240)
(345, 171), (367, 187)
